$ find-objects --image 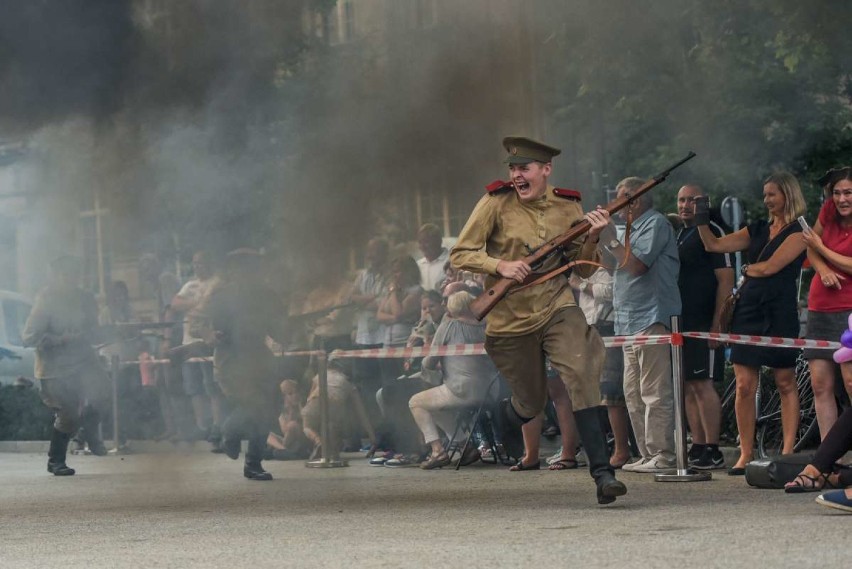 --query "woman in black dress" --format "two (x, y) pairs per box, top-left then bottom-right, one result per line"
(696, 172), (807, 474)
